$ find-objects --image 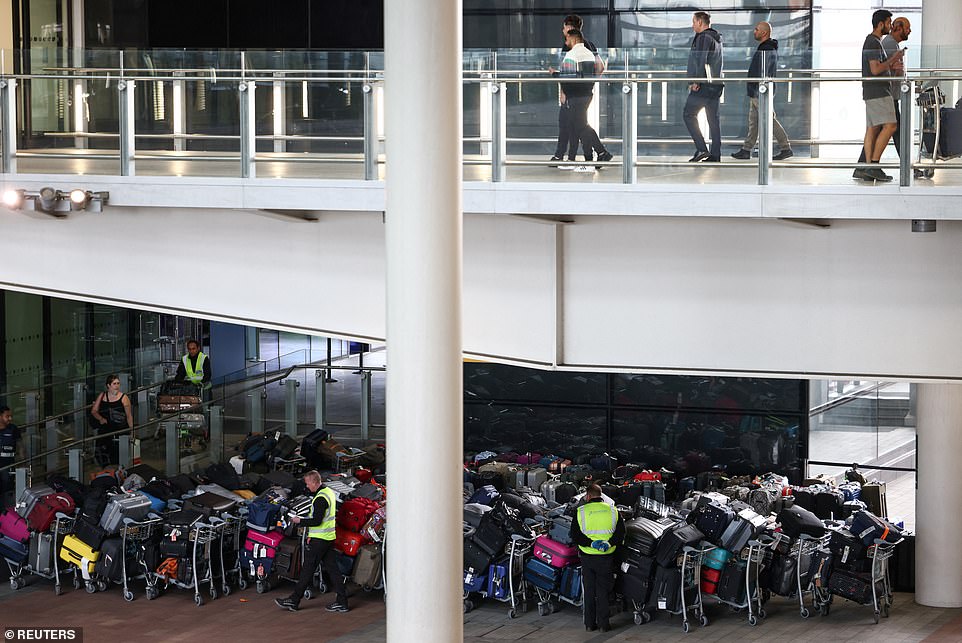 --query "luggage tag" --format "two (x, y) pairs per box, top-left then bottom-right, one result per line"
(620, 562), (630, 573)
(657, 598), (667, 610)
